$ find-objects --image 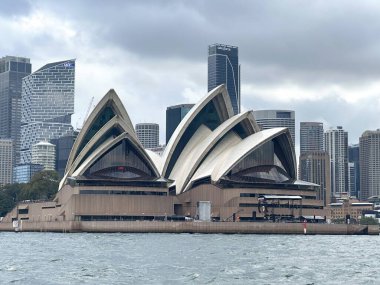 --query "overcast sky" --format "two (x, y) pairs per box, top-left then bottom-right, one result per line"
(2, 0), (380, 149)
